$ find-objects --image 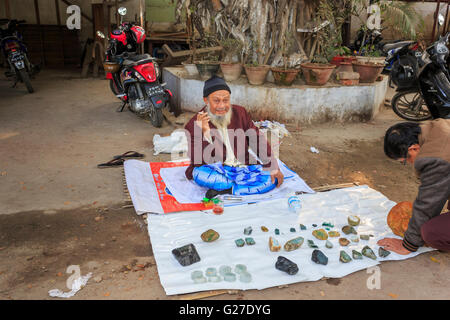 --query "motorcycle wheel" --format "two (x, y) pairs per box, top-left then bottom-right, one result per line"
(391, 89), (432, 121)
(149, 106), (164, 128)
(109, 79), (126, 102)
(18, 69), (34, 93)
